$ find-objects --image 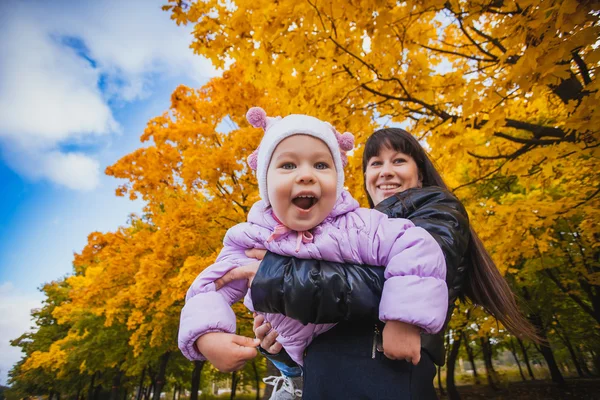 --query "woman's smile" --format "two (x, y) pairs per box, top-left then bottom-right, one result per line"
(365, 146), (421, 206)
